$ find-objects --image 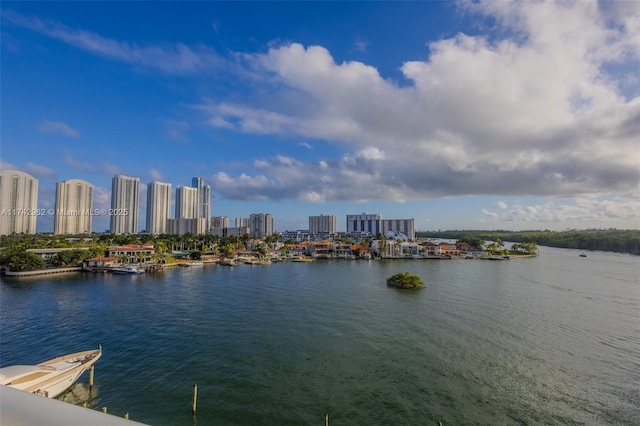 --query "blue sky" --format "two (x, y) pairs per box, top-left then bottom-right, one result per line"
(2, 1), (639, 233)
